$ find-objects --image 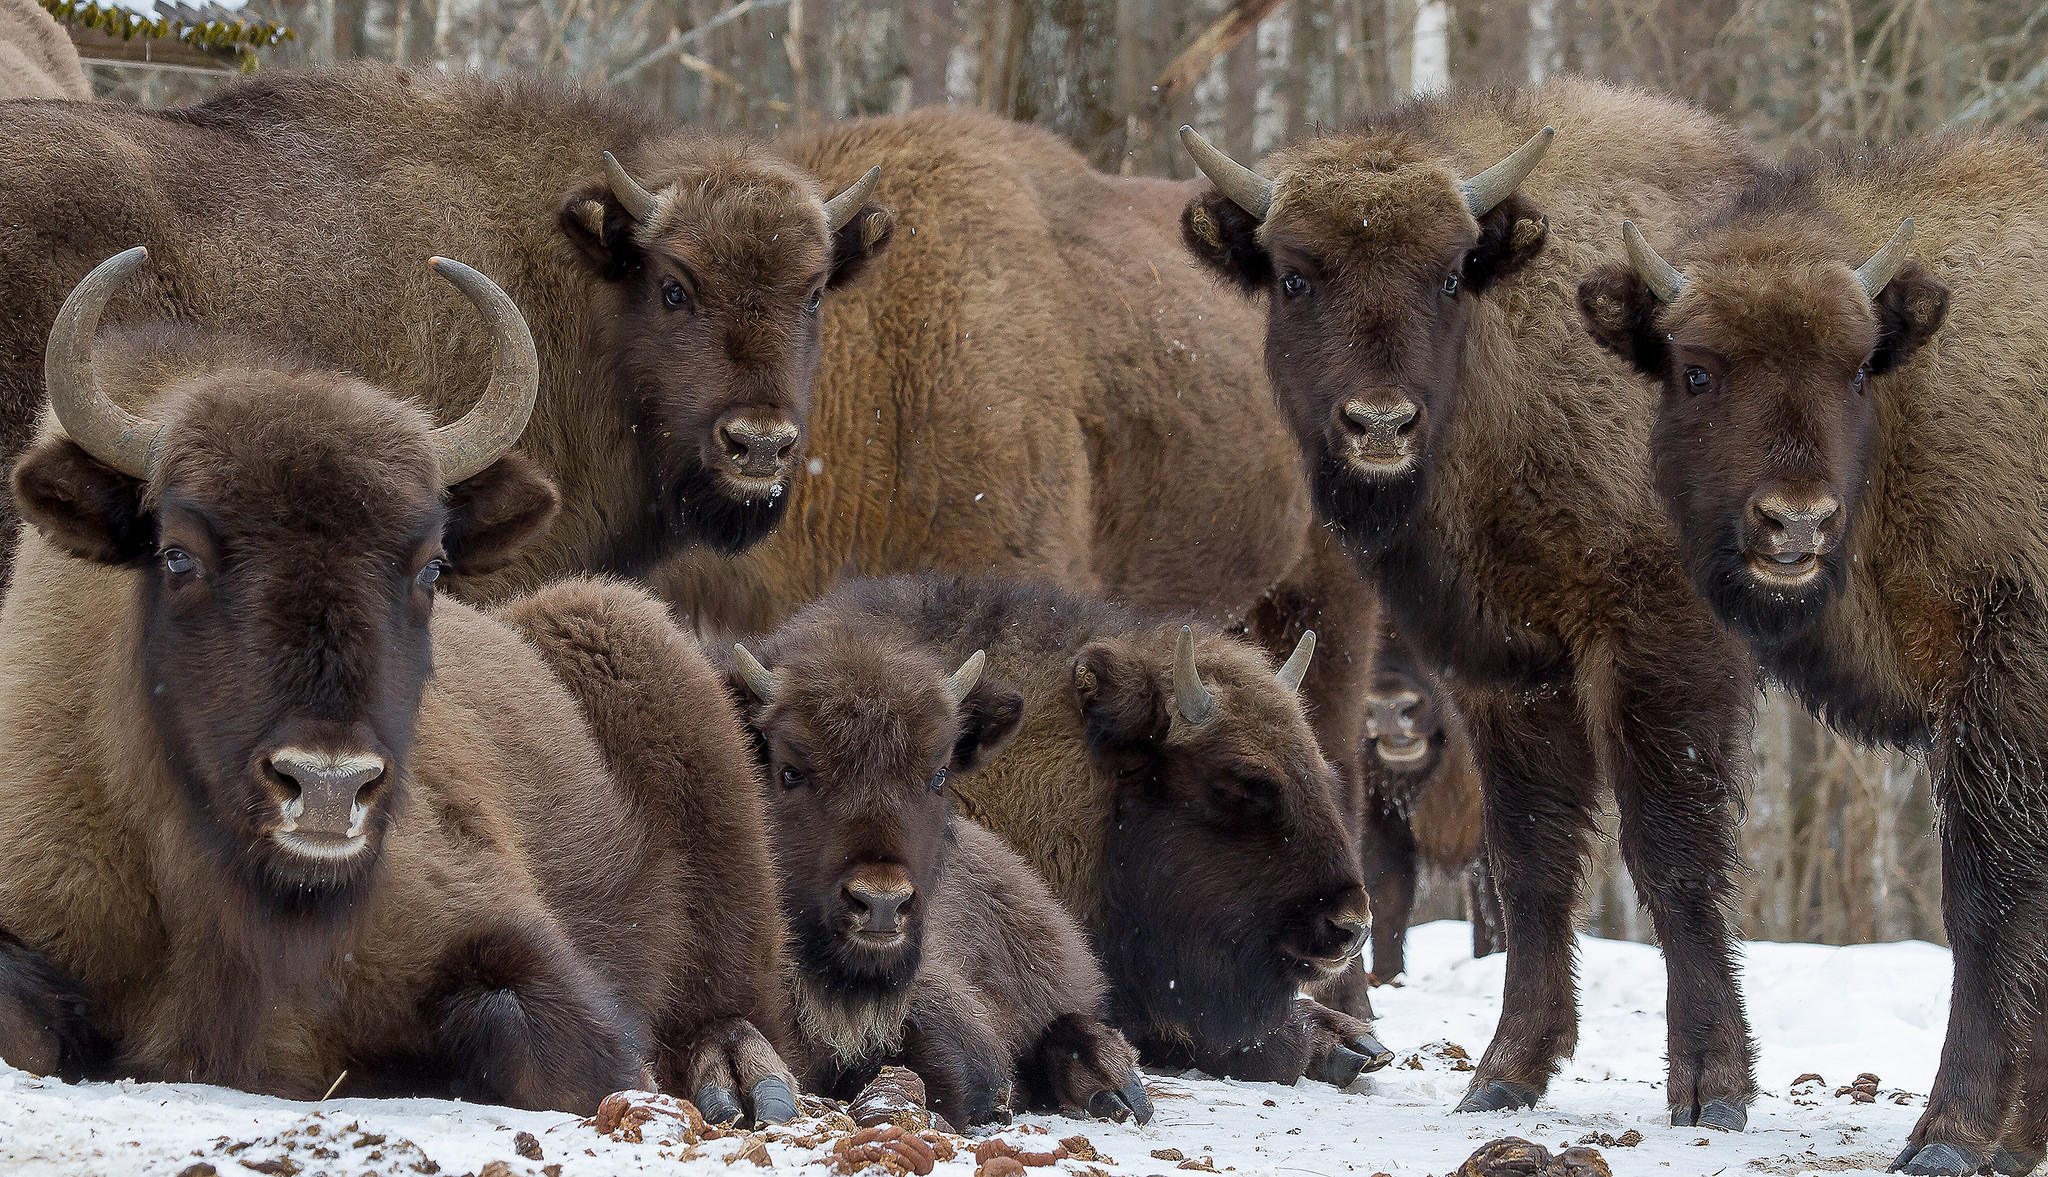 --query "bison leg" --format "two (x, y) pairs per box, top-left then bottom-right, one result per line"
(1015, 1012), (1151, 1124)
(678, 1017), (800, 1127)
(1454, 684), (1597, 1113)
(0, 928), (106, 1078)
(1359, 794), (1419, 984)
(1466, 850), (1505, 959)
(1993, 999), (2048, 1177)
(902, 965), (1016, 1128)
(1198, 997), (1392, 1087)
